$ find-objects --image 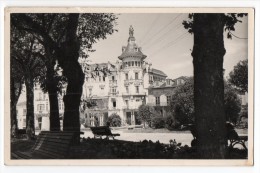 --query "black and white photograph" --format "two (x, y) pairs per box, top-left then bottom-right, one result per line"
(4, 7), (254, 165)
